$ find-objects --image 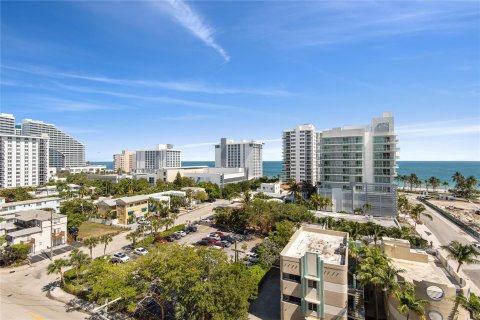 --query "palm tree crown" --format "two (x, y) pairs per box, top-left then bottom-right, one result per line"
(441, 241), (480, 272)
